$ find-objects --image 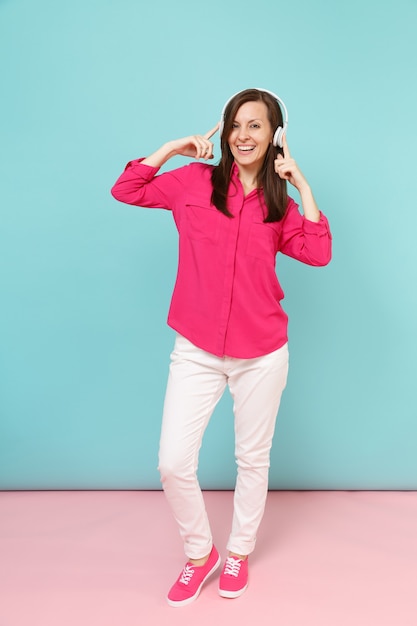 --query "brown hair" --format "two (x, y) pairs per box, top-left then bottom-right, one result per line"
(211, 89), (288, 222)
